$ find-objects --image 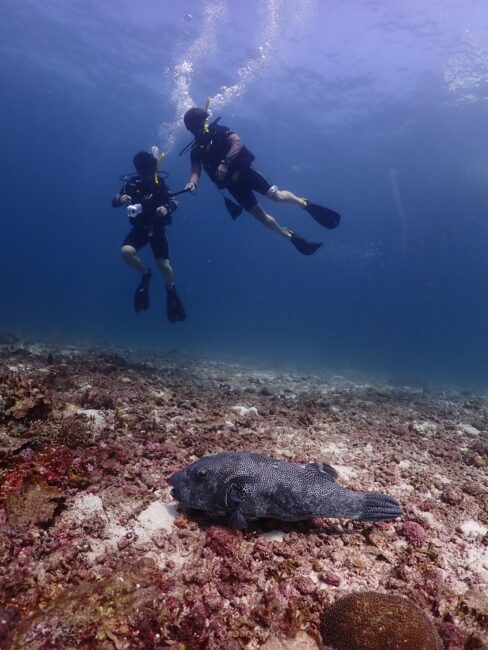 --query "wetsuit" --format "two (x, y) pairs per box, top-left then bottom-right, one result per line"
(190, 124), (275, 211)
(112, 174), (177, 260)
